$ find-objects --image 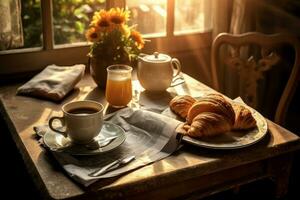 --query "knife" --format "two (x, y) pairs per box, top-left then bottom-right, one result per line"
(89, 155), (135, 177)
